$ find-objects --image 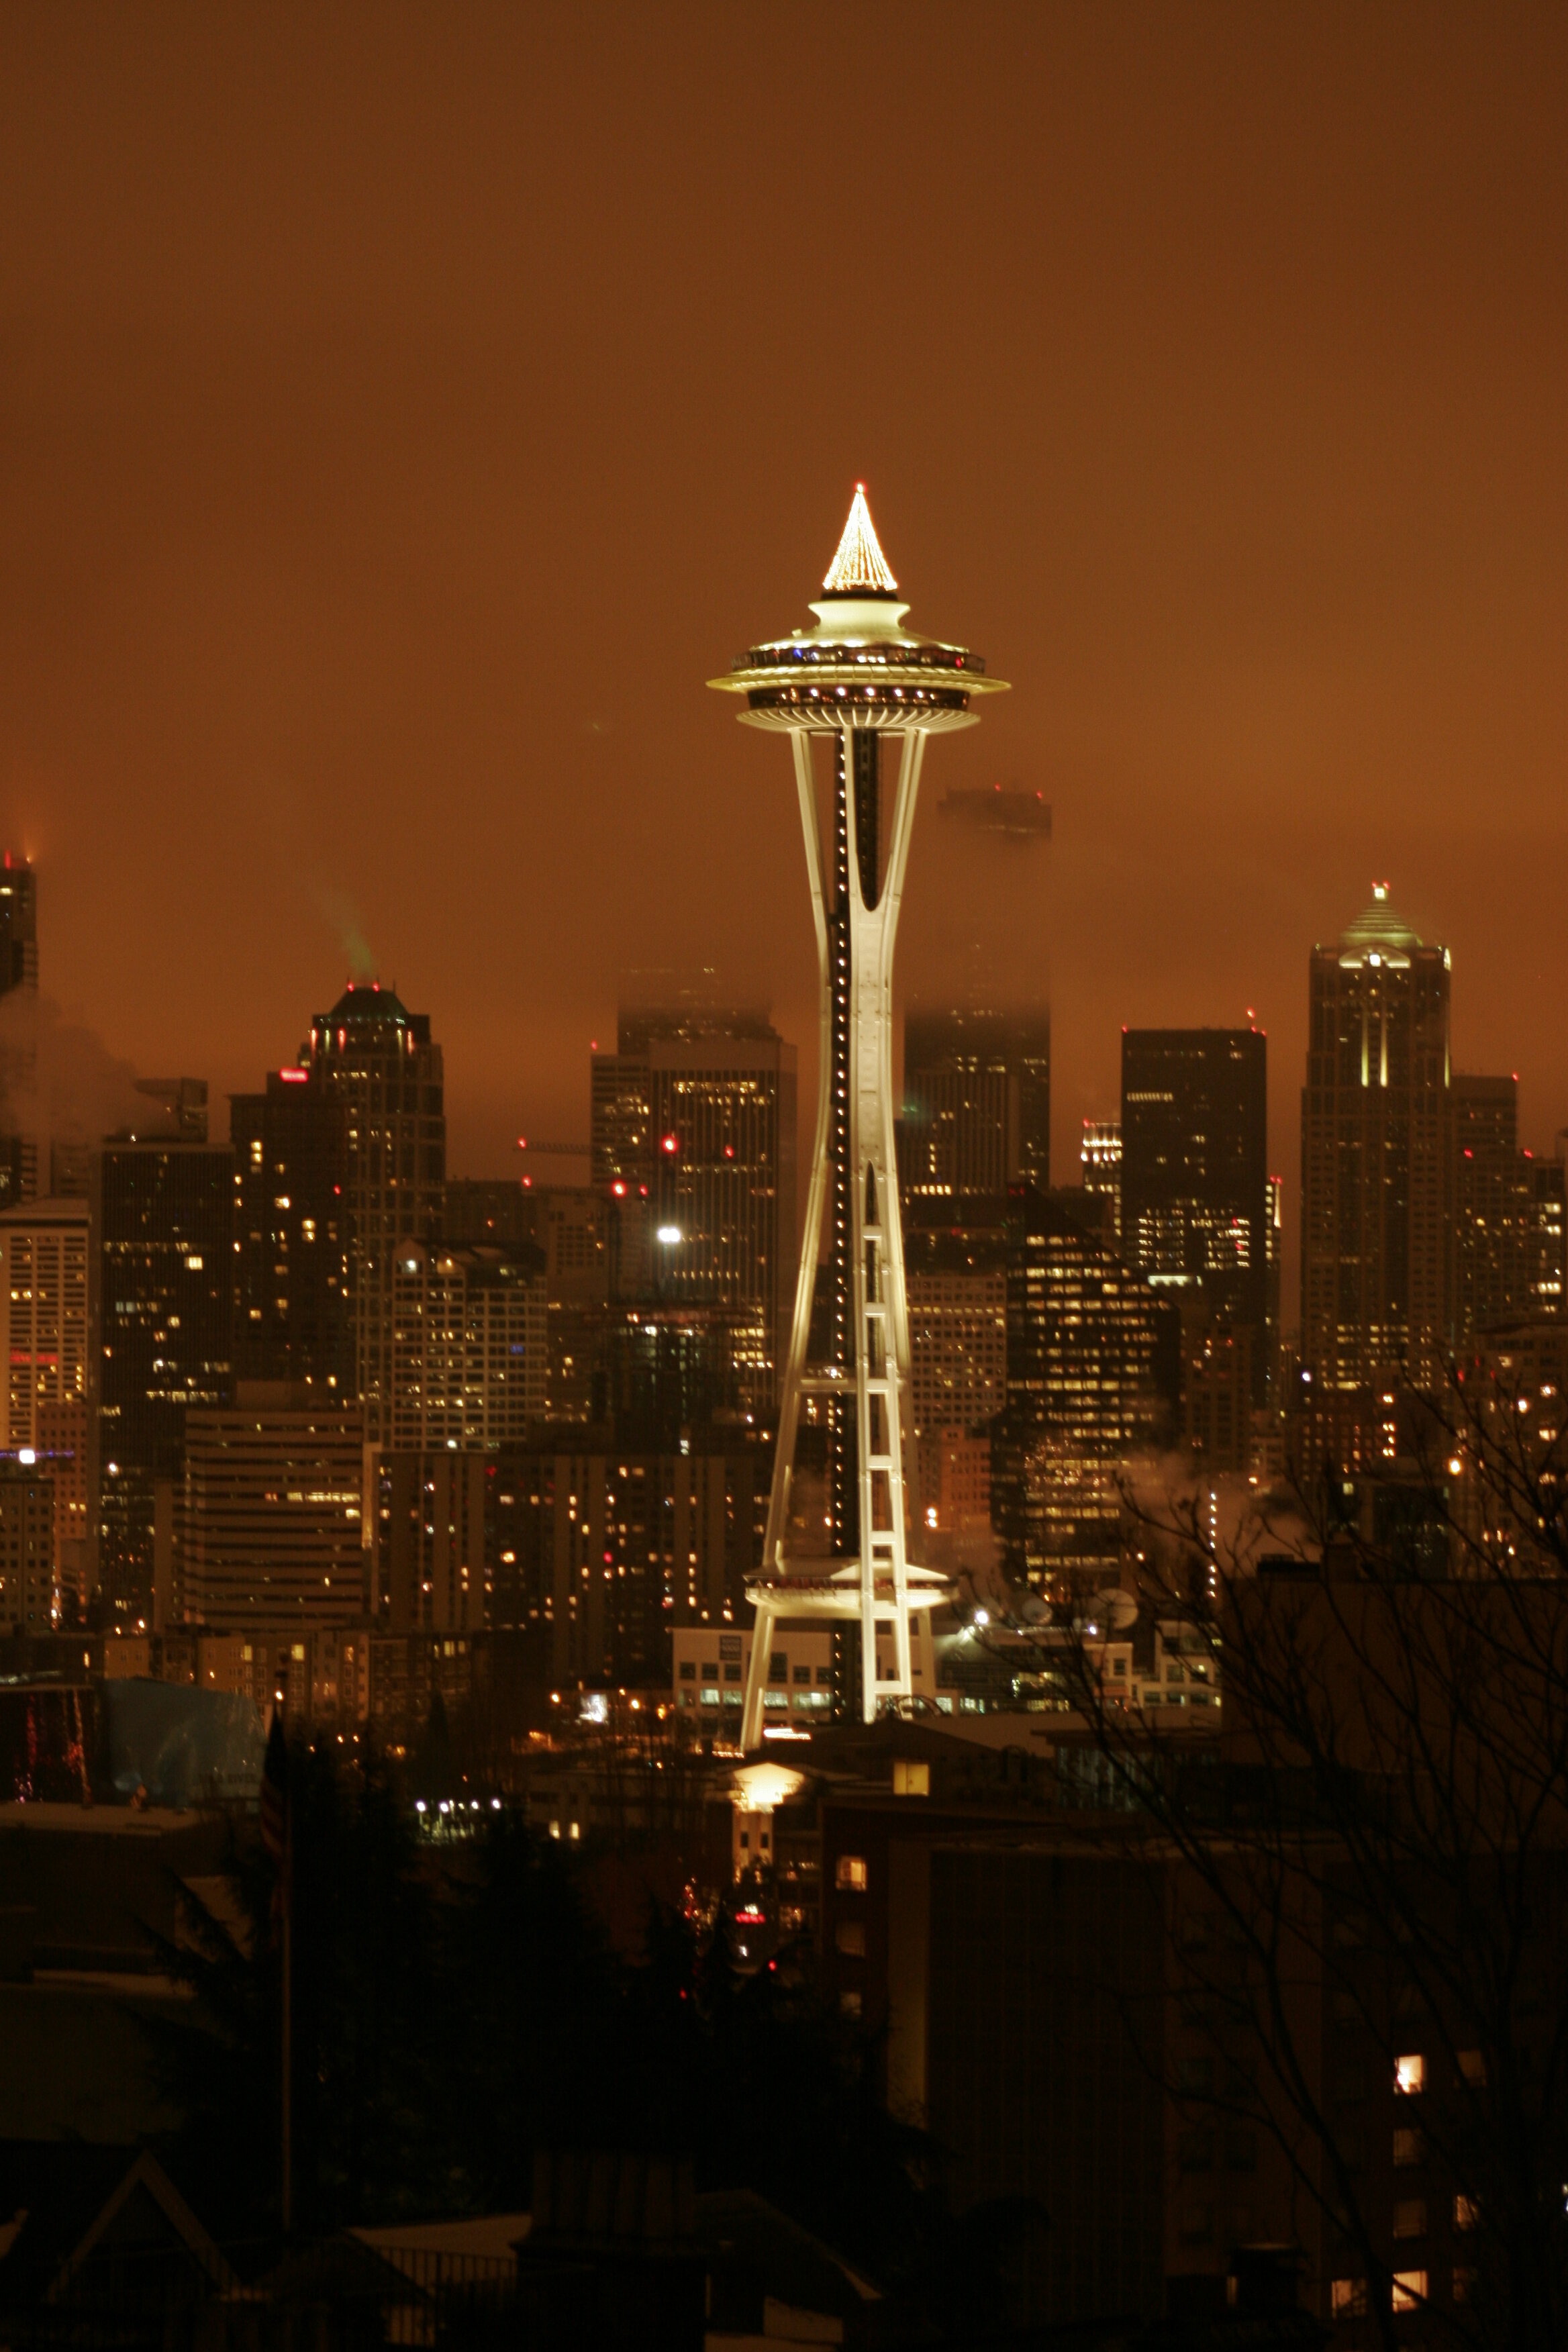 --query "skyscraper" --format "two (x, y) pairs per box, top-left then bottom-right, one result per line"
(589, 1000), (797, 1408)
(89, 1138), (234, 1624)
(297, 983), (446, 1440)
(0, 856), (38, 1209)
(1451, 1073), (1534, 1339)
(1080, 1120), (1123, 1240)
(995, 1186), (1166, 1591)
(1301, 887), (1450, 1389)
(230, 1069), (352, 1393)
(182, 1387), (364, 1627)
(0, 1197), (89, 1453)
(388, 1238), (547, 1449)
(901, 787), (1051, 1198)
(1120, 1029), (1268, 1356)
